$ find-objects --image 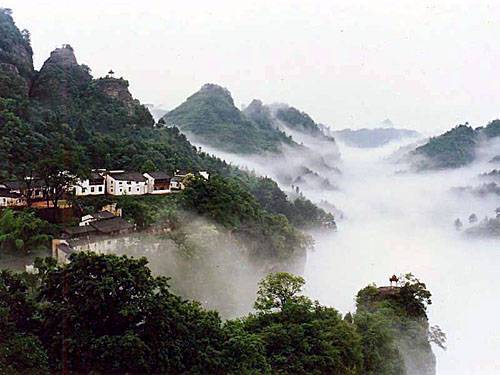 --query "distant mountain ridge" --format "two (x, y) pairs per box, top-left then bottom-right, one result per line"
(332, 123), (420, 148)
